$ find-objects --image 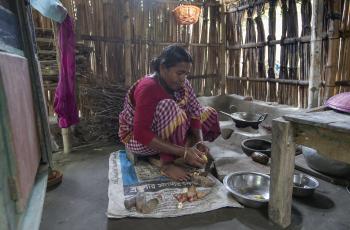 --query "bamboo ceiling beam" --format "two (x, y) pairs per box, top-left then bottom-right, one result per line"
(308, 0), (324, 108)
